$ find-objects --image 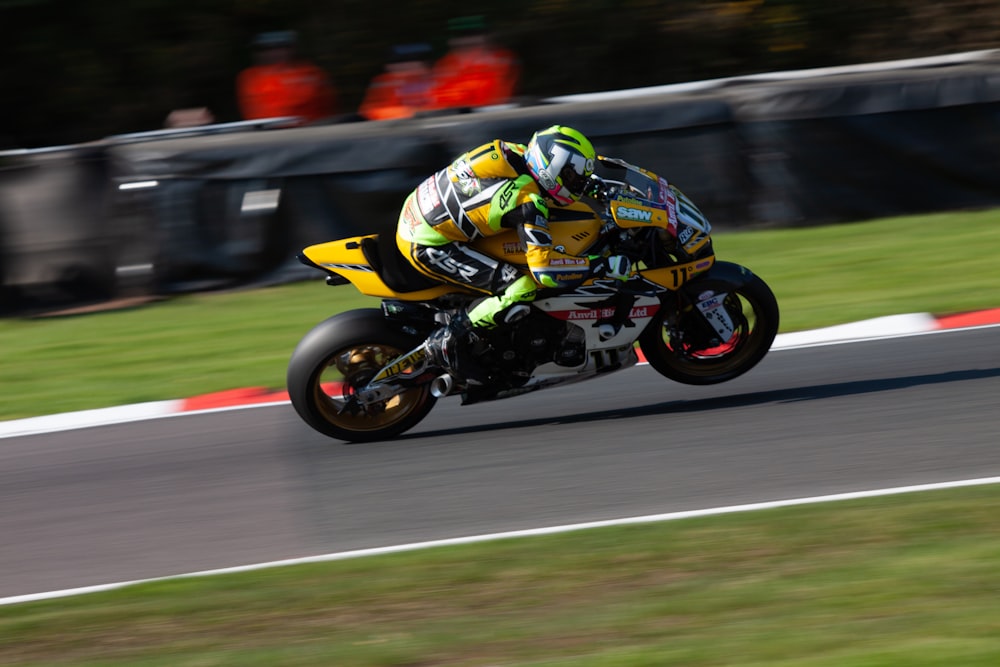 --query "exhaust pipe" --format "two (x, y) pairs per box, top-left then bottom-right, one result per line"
(430, 373), (454, 398)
